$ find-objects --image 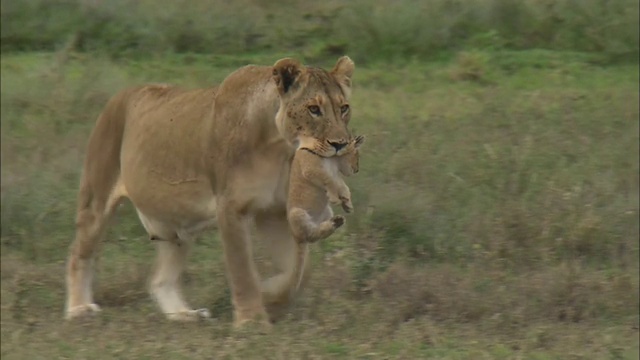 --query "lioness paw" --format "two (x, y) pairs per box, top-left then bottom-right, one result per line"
(166, 308), (212, 322)
(65, 303), (101, 320)
(233, 312), (272, 334)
